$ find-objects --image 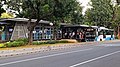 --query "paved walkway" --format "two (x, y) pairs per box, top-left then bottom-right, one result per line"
(0, 40), (120, 57)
